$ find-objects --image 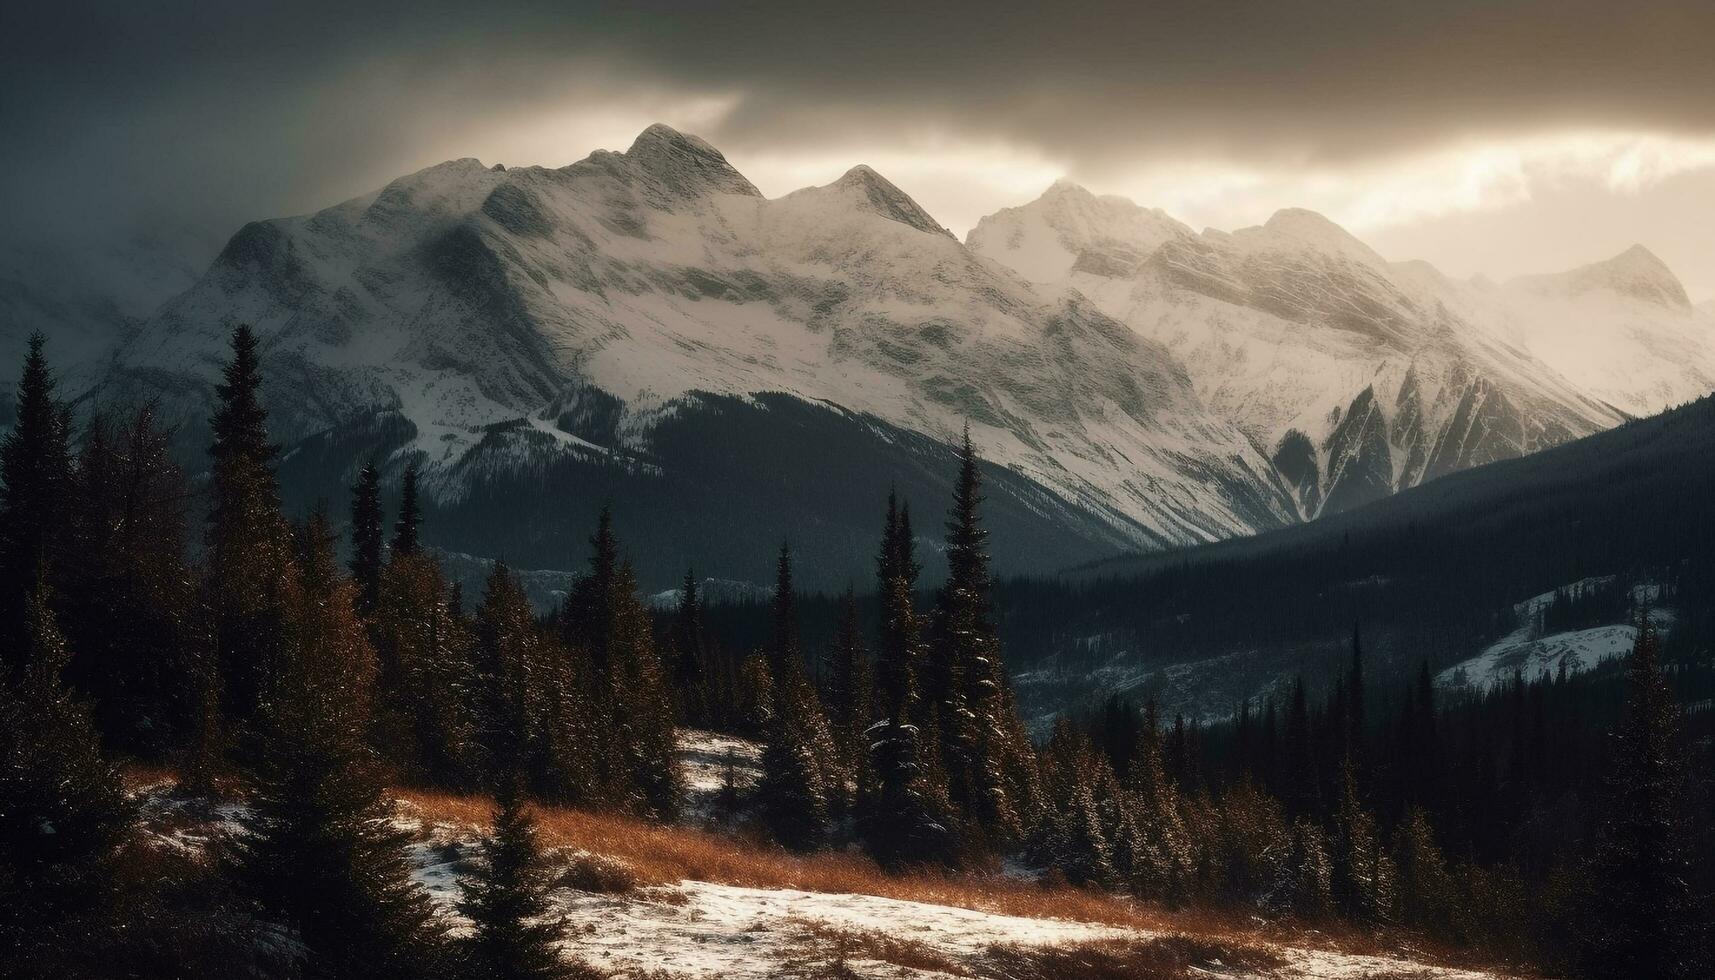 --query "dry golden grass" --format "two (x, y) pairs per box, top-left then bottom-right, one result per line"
(394, 786), (1535, 978)
(978, 934), (1288, 980)
(394, 786), (1190, 933)
(790, 921), (975, 977)
(123, 770), (1525, 977)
